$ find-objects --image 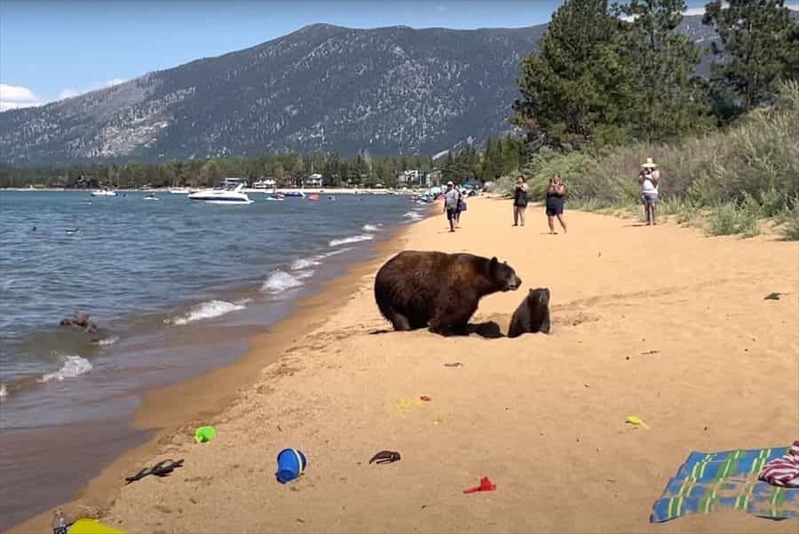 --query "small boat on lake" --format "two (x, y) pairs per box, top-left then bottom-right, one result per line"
(187, 183), (253, 204)
(91, 189), (117, 197)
